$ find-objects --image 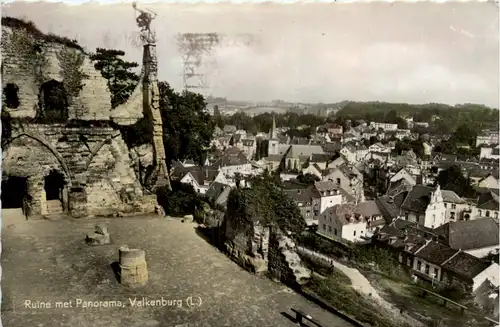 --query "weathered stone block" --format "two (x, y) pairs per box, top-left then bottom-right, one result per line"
(95, 223), (108, 235)
(118, 245), (148, 287)
(86, 233), (110, 246)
